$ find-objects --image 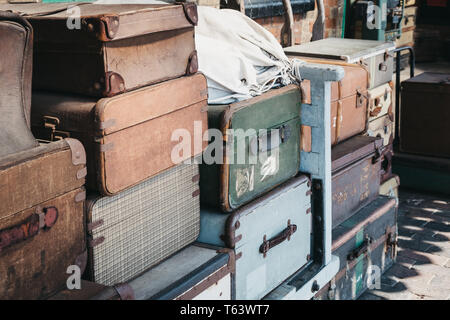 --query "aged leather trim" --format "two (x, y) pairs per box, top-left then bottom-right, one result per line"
(101, 15), (120, 40)
(88, 236), (105, 248)
(87, 219), (104, 232)
(77, 167), (88, 180)
(75, 189), (86, 203)
(180, 1), (198, 25)
(113, 283), (135, 300)
(99, 119), (117, 130)
(104, 72), (125, 97)
(65, 138), (87, 166)
(192, 174), (200, 183)
(186, 50), (199, 75)
(74, 250), (88, 275)
(100, 142), (114, 153)
(192, 189), (200, 198)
